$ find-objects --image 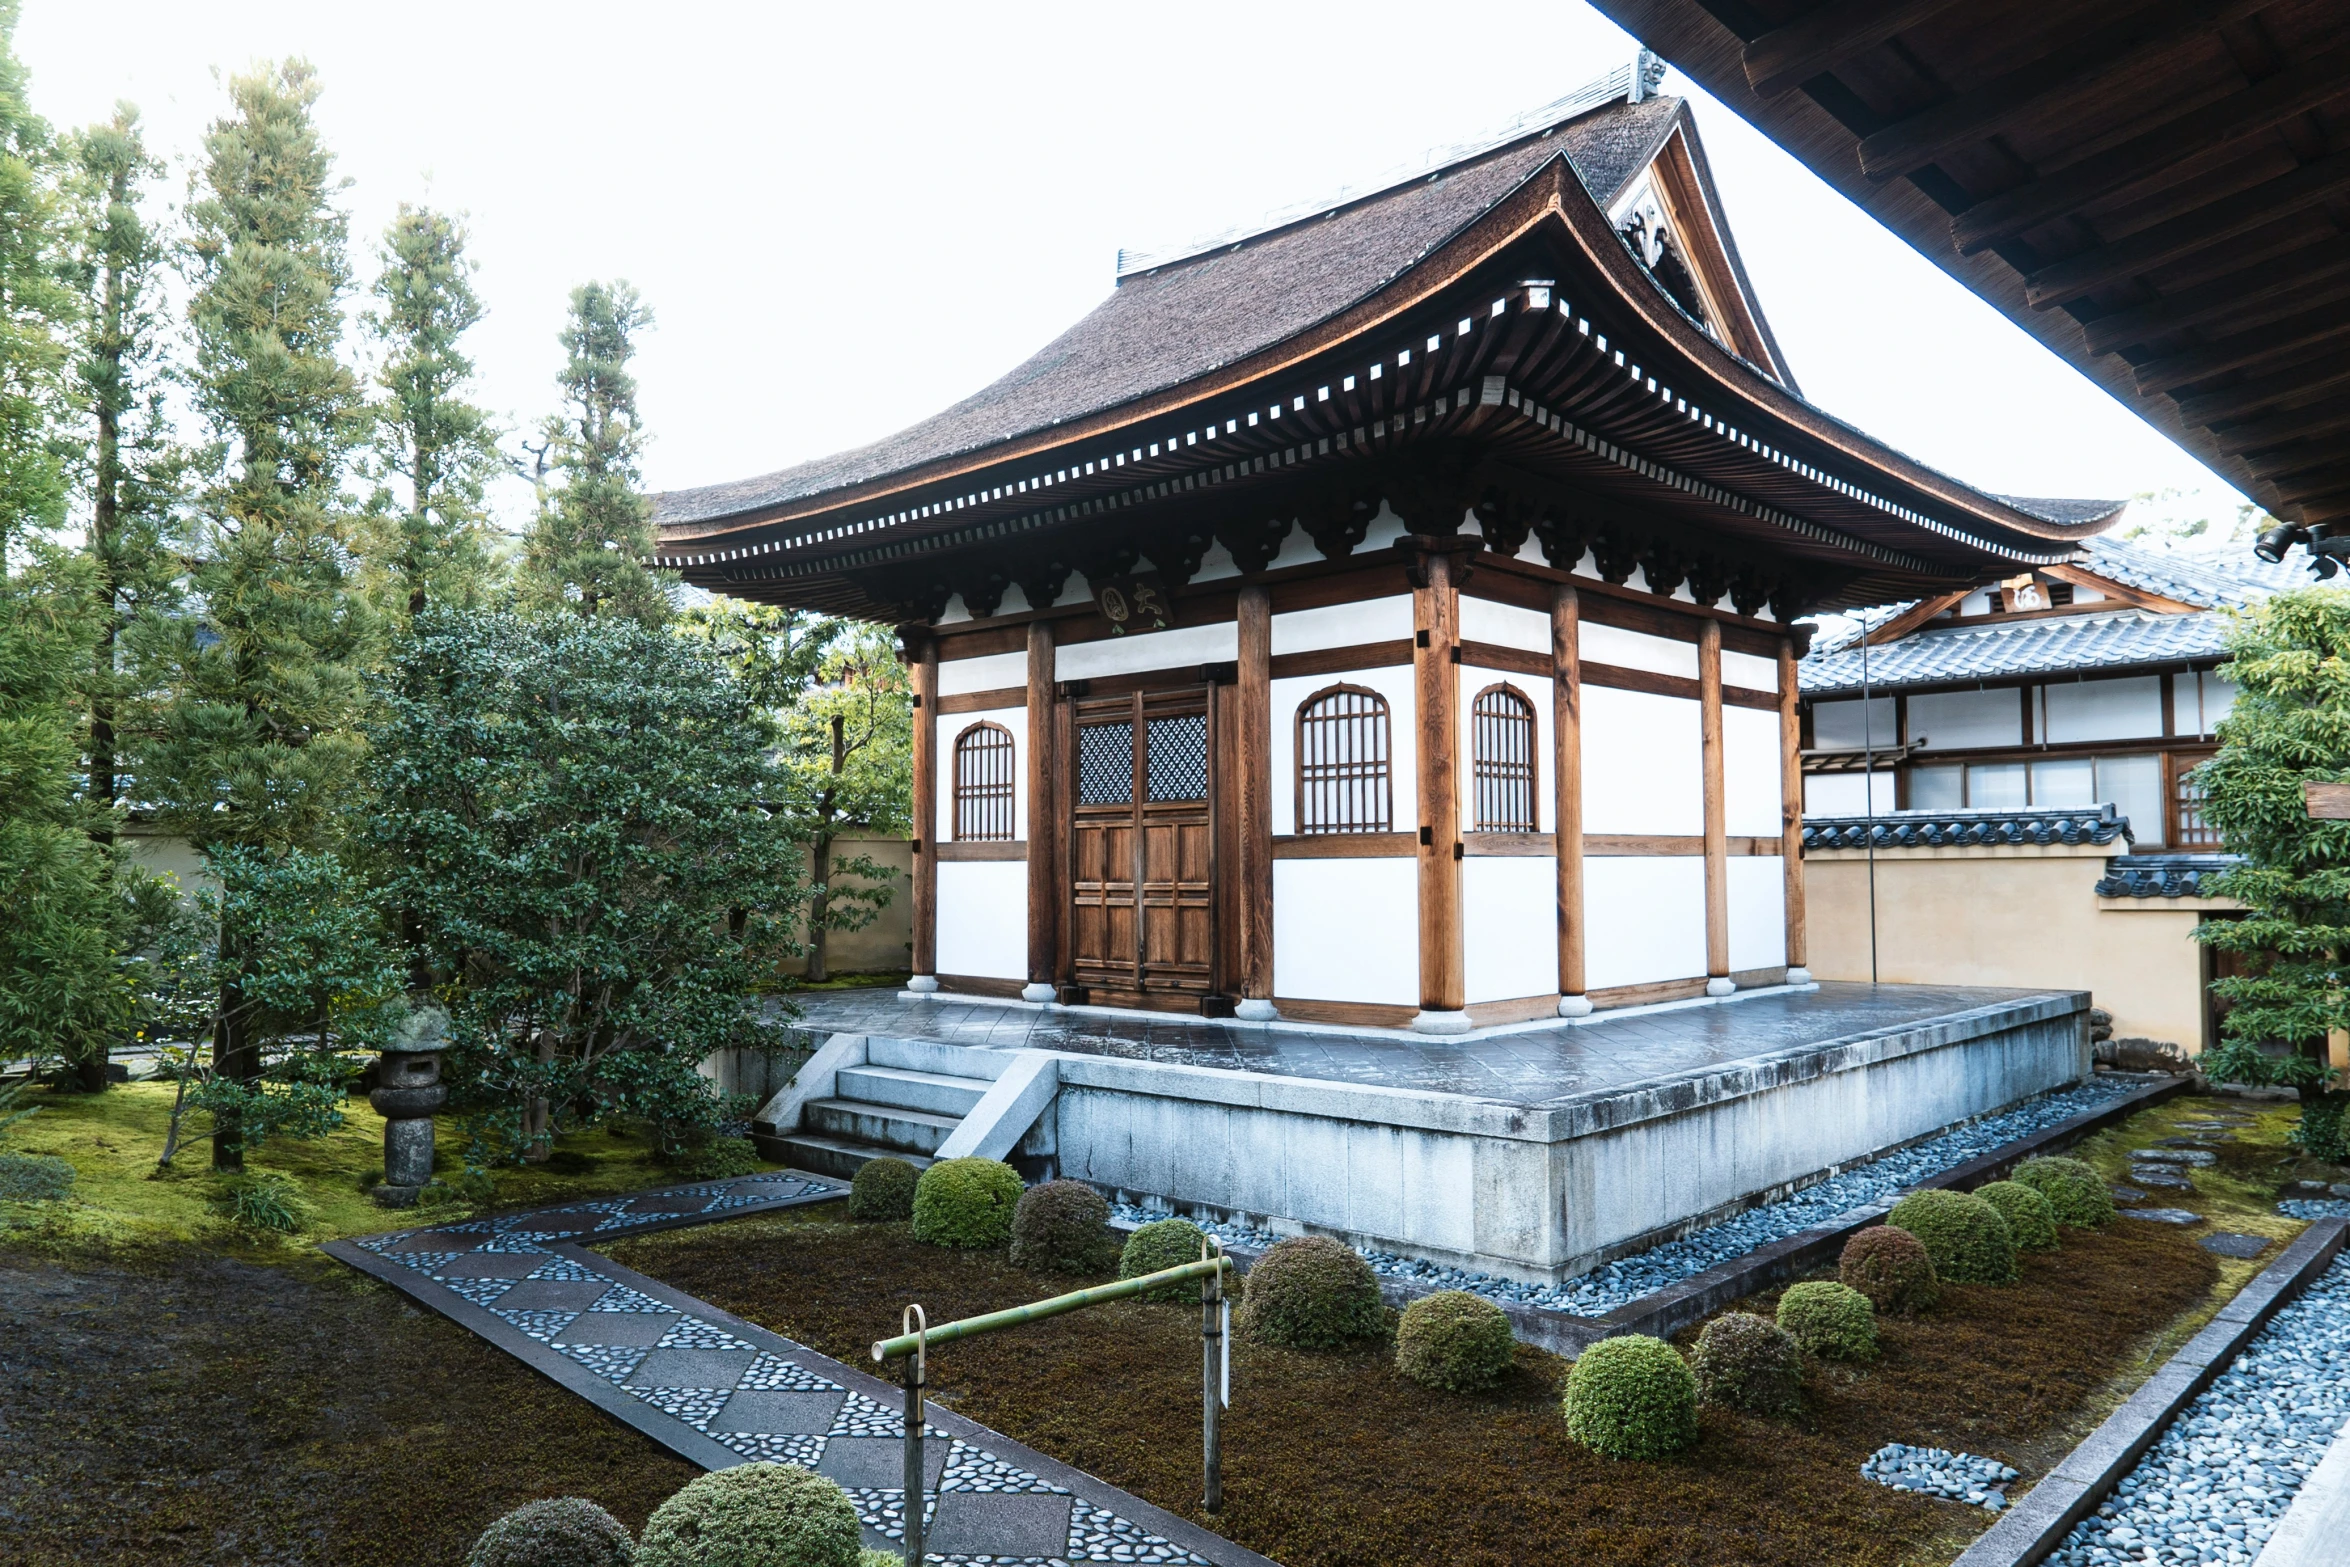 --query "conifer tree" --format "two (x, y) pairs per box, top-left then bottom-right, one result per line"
(363, 204), (498, 621)
(519, 280), (668, 622)
(0, 0), (71, 552)
(145, 61), (372, 1169)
